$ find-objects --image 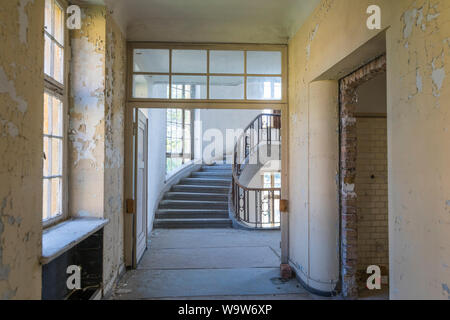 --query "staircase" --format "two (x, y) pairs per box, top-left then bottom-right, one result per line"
(154, 163), (233, 228)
